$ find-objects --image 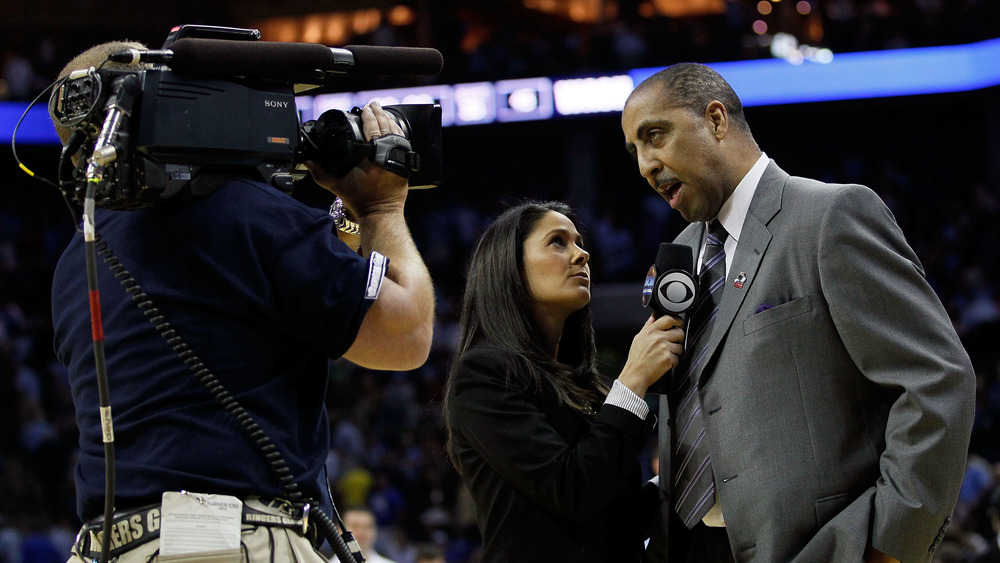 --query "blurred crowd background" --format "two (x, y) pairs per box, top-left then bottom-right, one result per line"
(1, 1), (999, 562)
